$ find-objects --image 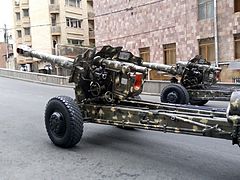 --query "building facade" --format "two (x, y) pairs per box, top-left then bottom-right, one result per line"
(94, 0), (240, 81)
(0, 43), (7, 68)
(13, 0), (95, 74)
(0, 43), (15, 69)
